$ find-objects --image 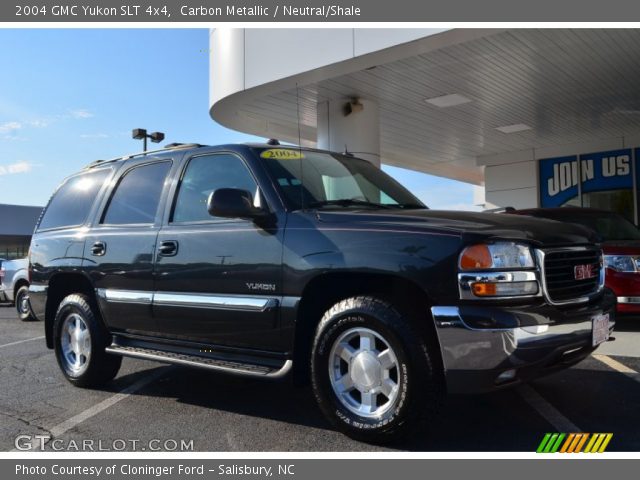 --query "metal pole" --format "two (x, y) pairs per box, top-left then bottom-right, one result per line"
(143, 135), (147, 152)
